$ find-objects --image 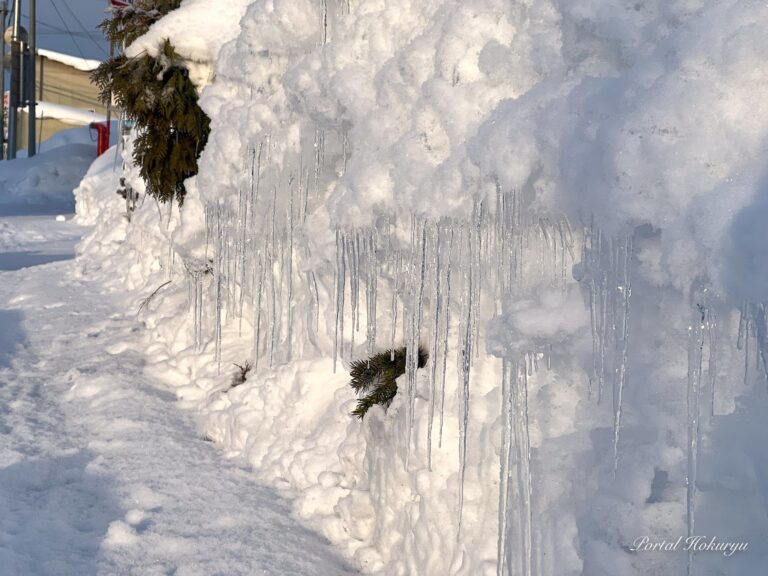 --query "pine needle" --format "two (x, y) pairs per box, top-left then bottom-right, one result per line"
(349, 346), (428, 419)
